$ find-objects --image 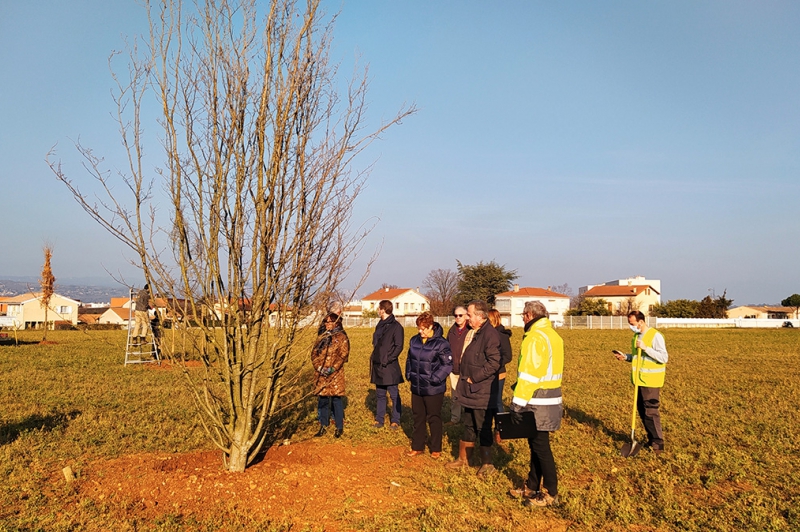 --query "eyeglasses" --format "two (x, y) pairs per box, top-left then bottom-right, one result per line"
(323, 321), (335, 324)
(454, 314), (464, 318)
